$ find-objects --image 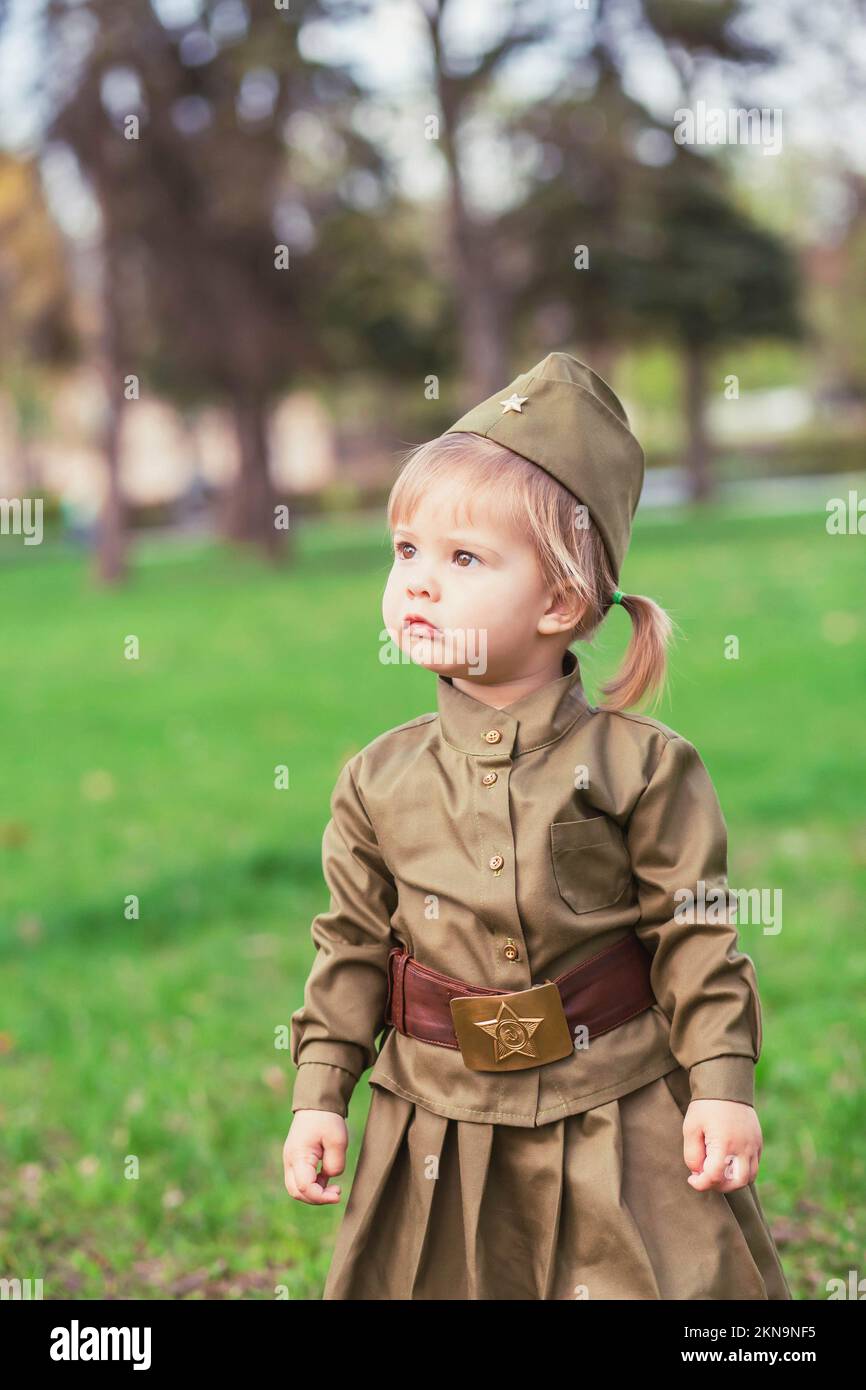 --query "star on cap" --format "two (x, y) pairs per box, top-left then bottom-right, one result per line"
(499, 393), (528, 415)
